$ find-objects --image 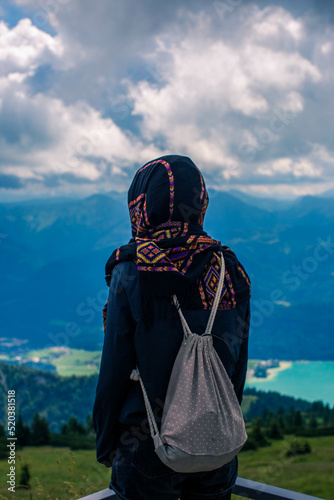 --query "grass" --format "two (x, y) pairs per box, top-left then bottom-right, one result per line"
(50, 349), (101, 377)
(10, 348), (102, 377)
(1, 435), (333, 499)
(241, 395), (258, 415)
(246, 360), (262, 370)
(0, 356), (270, 379)
(233, 435), (334, 499)
(0, 446), (110, 499)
